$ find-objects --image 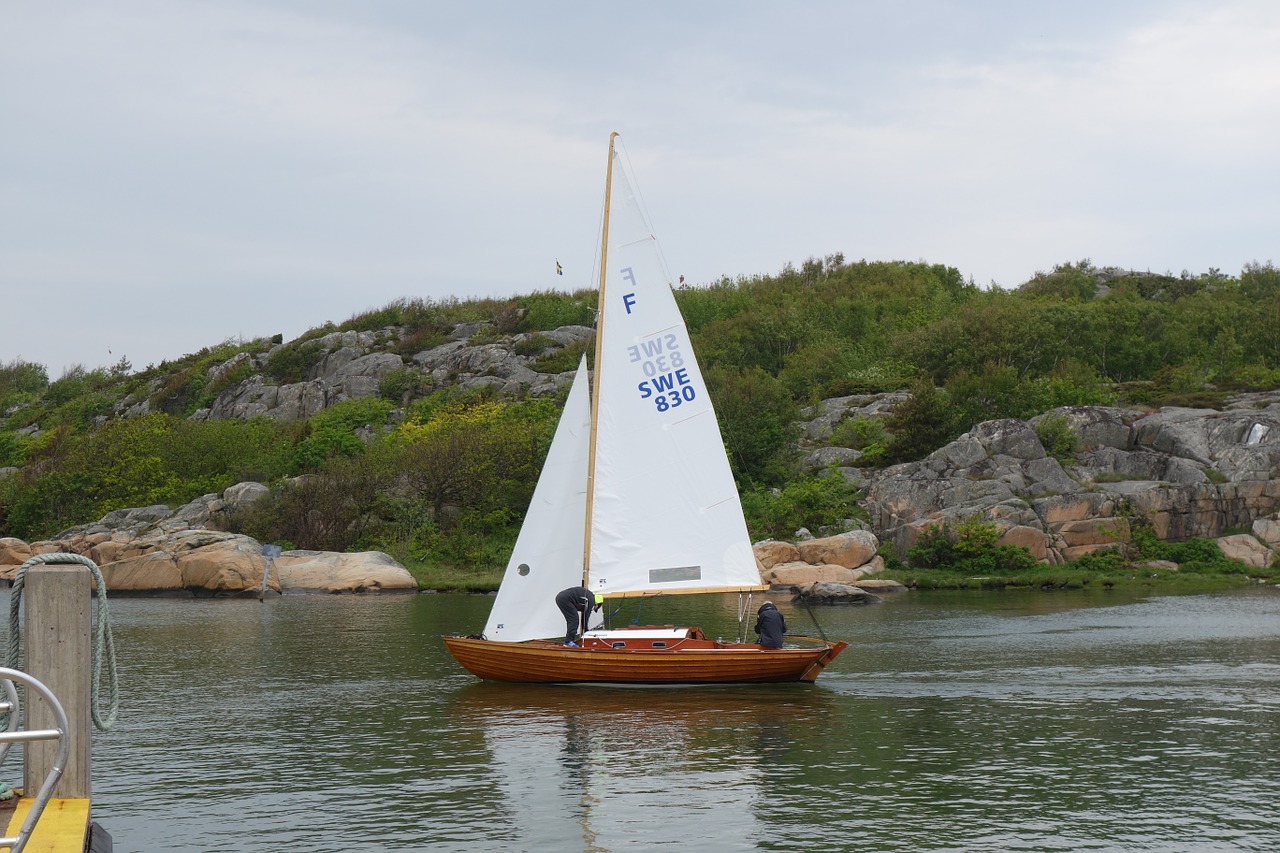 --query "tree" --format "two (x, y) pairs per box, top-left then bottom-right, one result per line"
(396, 401), (545, 527)
(883, 377), (953, 463)
(704, 365), (799, 486)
